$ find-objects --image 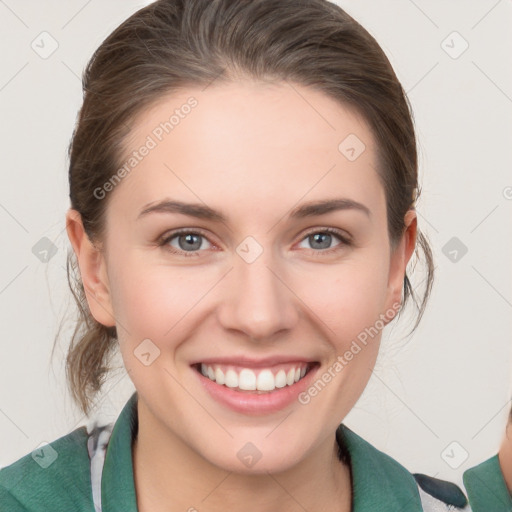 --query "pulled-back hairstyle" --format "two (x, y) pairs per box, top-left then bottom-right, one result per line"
(56, 0), (434, 416)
